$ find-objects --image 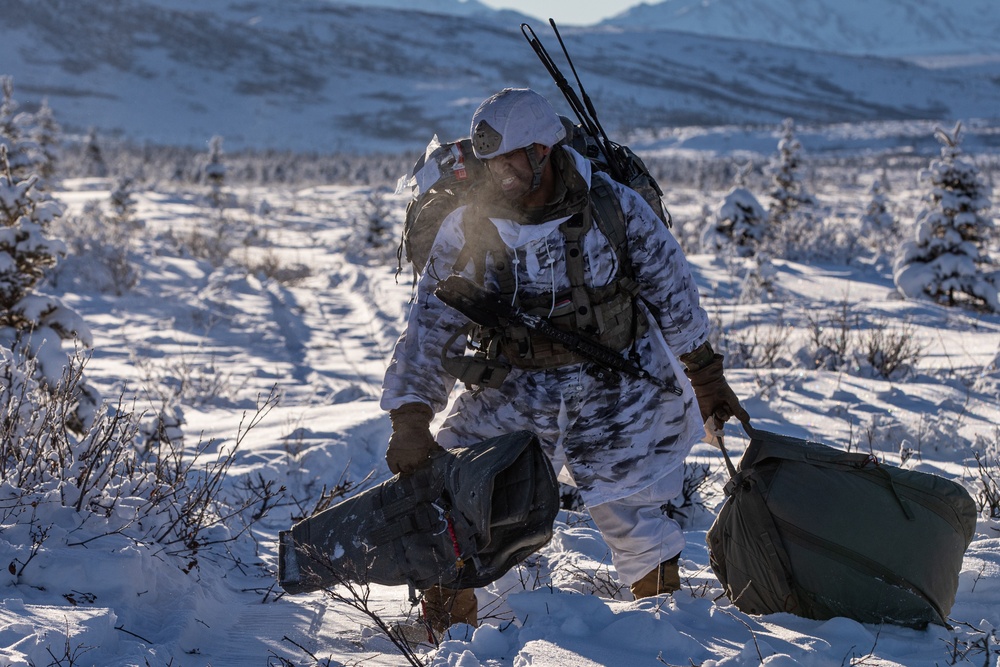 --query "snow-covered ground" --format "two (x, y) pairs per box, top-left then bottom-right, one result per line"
(1, 159), (999, 666)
